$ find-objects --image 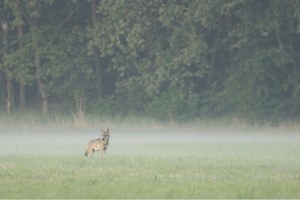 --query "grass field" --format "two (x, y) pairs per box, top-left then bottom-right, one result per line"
(0, 130), (300, 198)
